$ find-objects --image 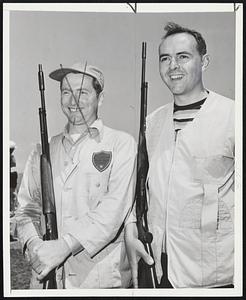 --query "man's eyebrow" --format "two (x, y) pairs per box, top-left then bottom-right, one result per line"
(78, 87), (89, 92)
(176, 51), (192, 55)
(159, 53), (169, 58)
(159, 51), (192, 58)
(159, 53), (170, 60)
(61, 87), (89, 92)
